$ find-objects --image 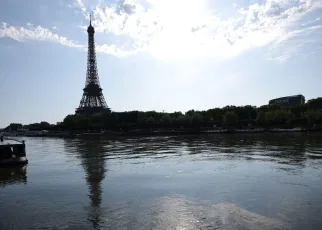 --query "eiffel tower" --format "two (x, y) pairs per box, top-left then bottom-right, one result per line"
(76, 15), (110, 115)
